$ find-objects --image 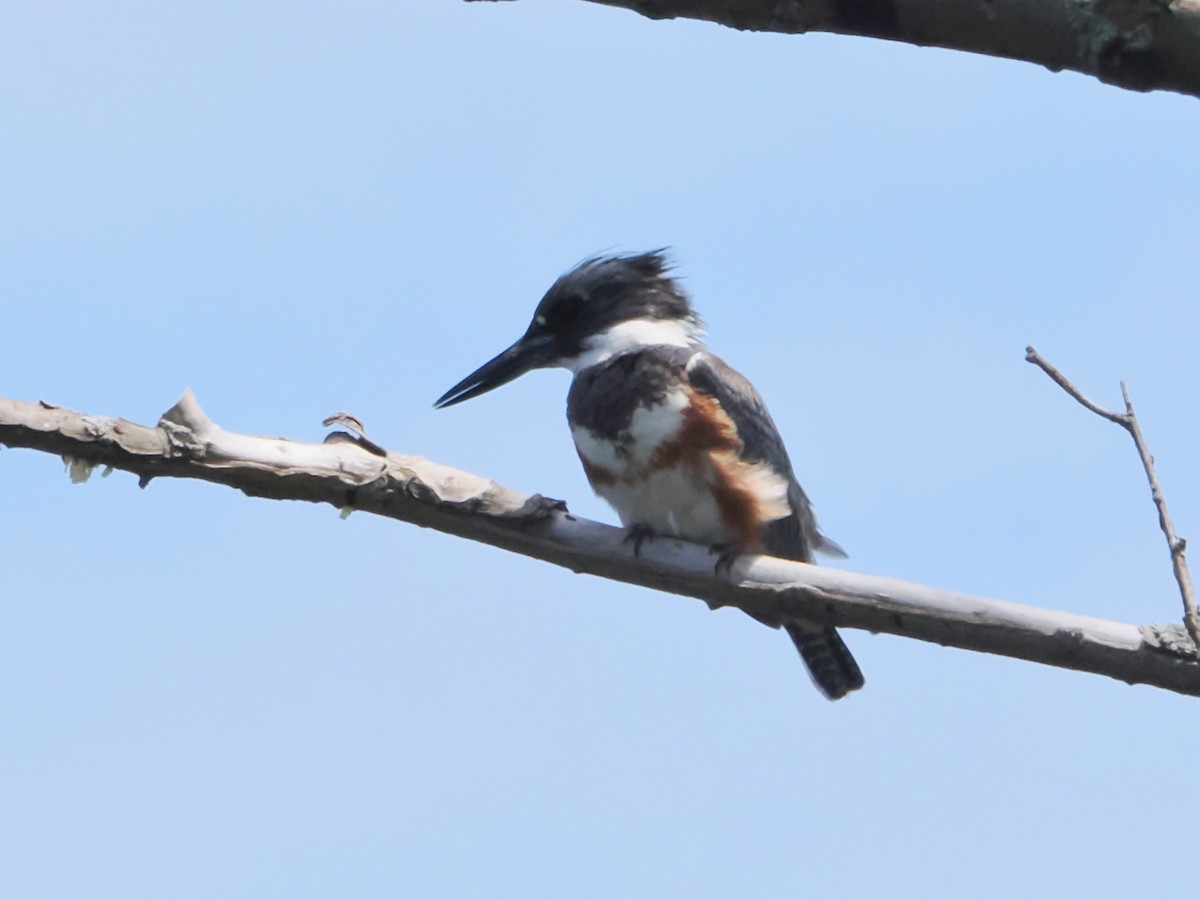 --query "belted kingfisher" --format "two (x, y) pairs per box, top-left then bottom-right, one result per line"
(434, 251), (864, 700)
